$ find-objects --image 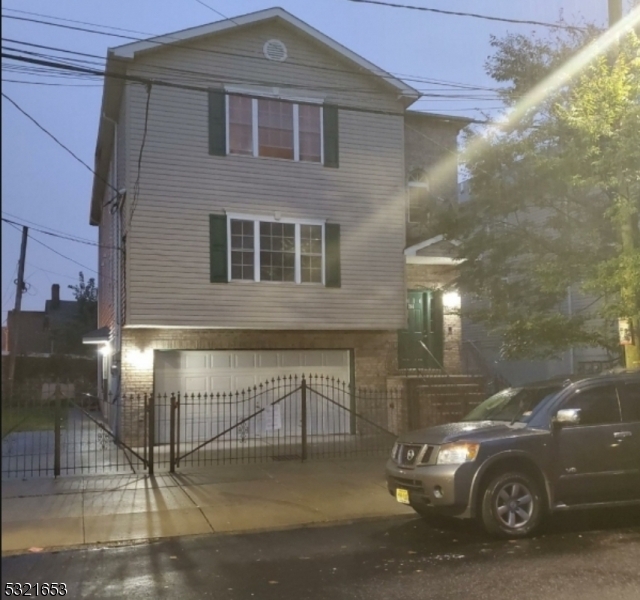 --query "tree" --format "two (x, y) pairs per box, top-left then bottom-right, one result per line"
(53, 272), (98, 356)
(444, 26), (639, 362)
